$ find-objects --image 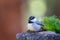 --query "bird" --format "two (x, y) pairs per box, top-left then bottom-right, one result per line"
(27, 16), (44, 32)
